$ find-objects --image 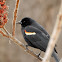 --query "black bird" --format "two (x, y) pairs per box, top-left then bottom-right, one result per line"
(17, 17), (59, 62)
